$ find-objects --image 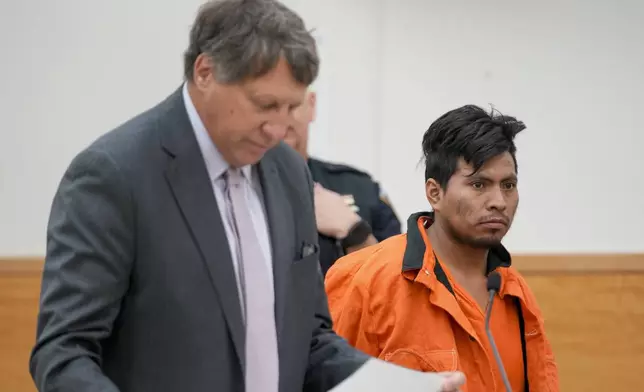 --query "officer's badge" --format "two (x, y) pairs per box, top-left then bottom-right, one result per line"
(379, 188), (399, 218)
(379, 188), (393, 207)
(380, 195), (392, 207)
